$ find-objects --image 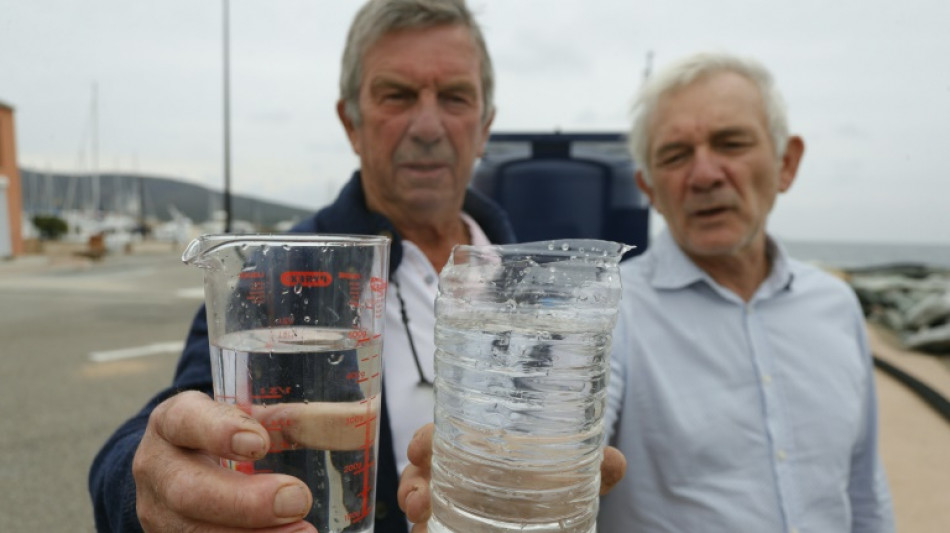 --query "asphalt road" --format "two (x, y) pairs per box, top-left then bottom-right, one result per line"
(0, 243), (204, 532)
